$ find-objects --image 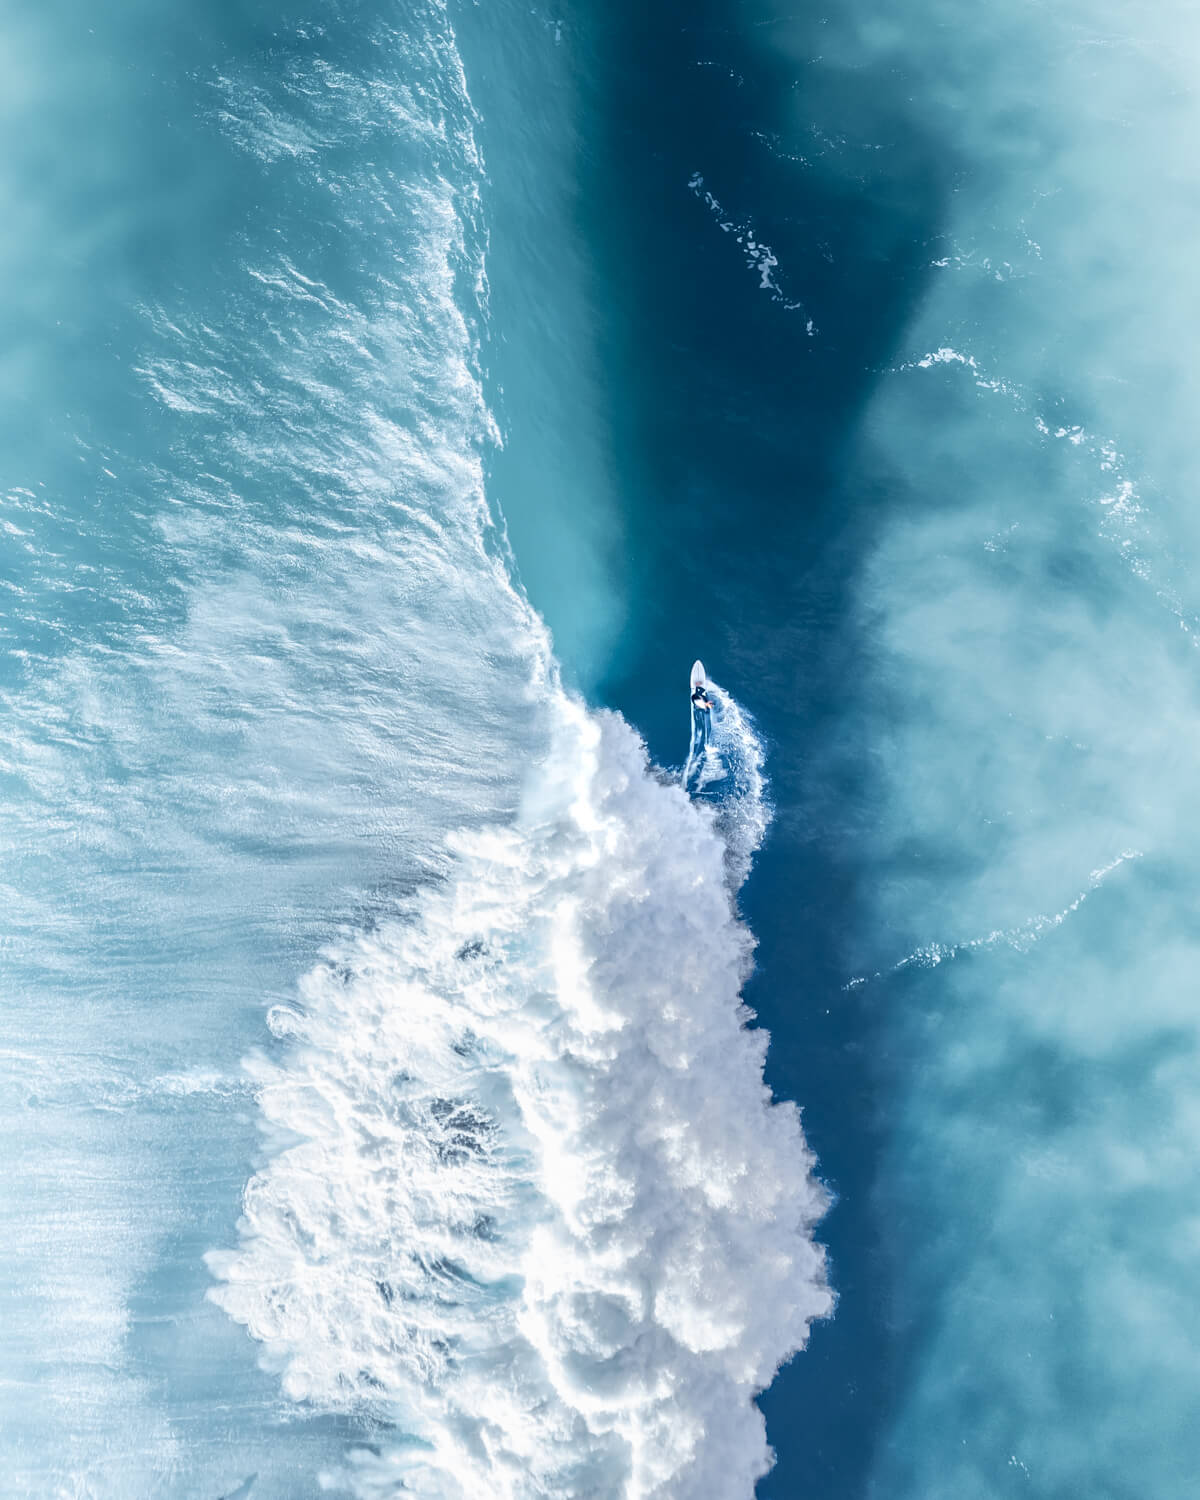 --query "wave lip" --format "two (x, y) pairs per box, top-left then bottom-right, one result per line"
(208, 692), (831, 1498)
